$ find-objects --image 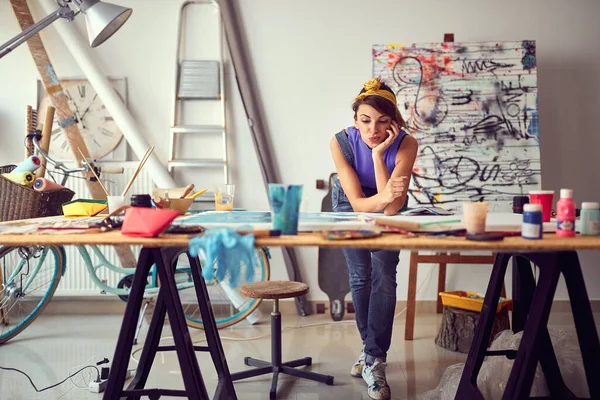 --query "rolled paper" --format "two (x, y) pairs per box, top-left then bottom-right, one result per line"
(13, 155), (41, 173)
(33, 177), (65, 192)
(2, 171), (35, 186)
